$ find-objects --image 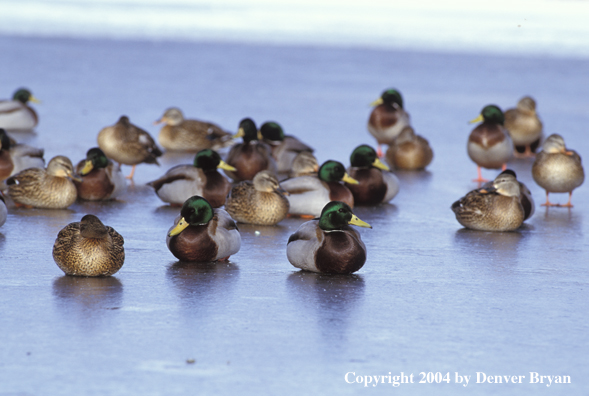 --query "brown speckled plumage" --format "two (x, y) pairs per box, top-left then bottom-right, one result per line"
(451, 189), (524, 232)
(52, 215), (125, 276)
(386, 127), (433, 170)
